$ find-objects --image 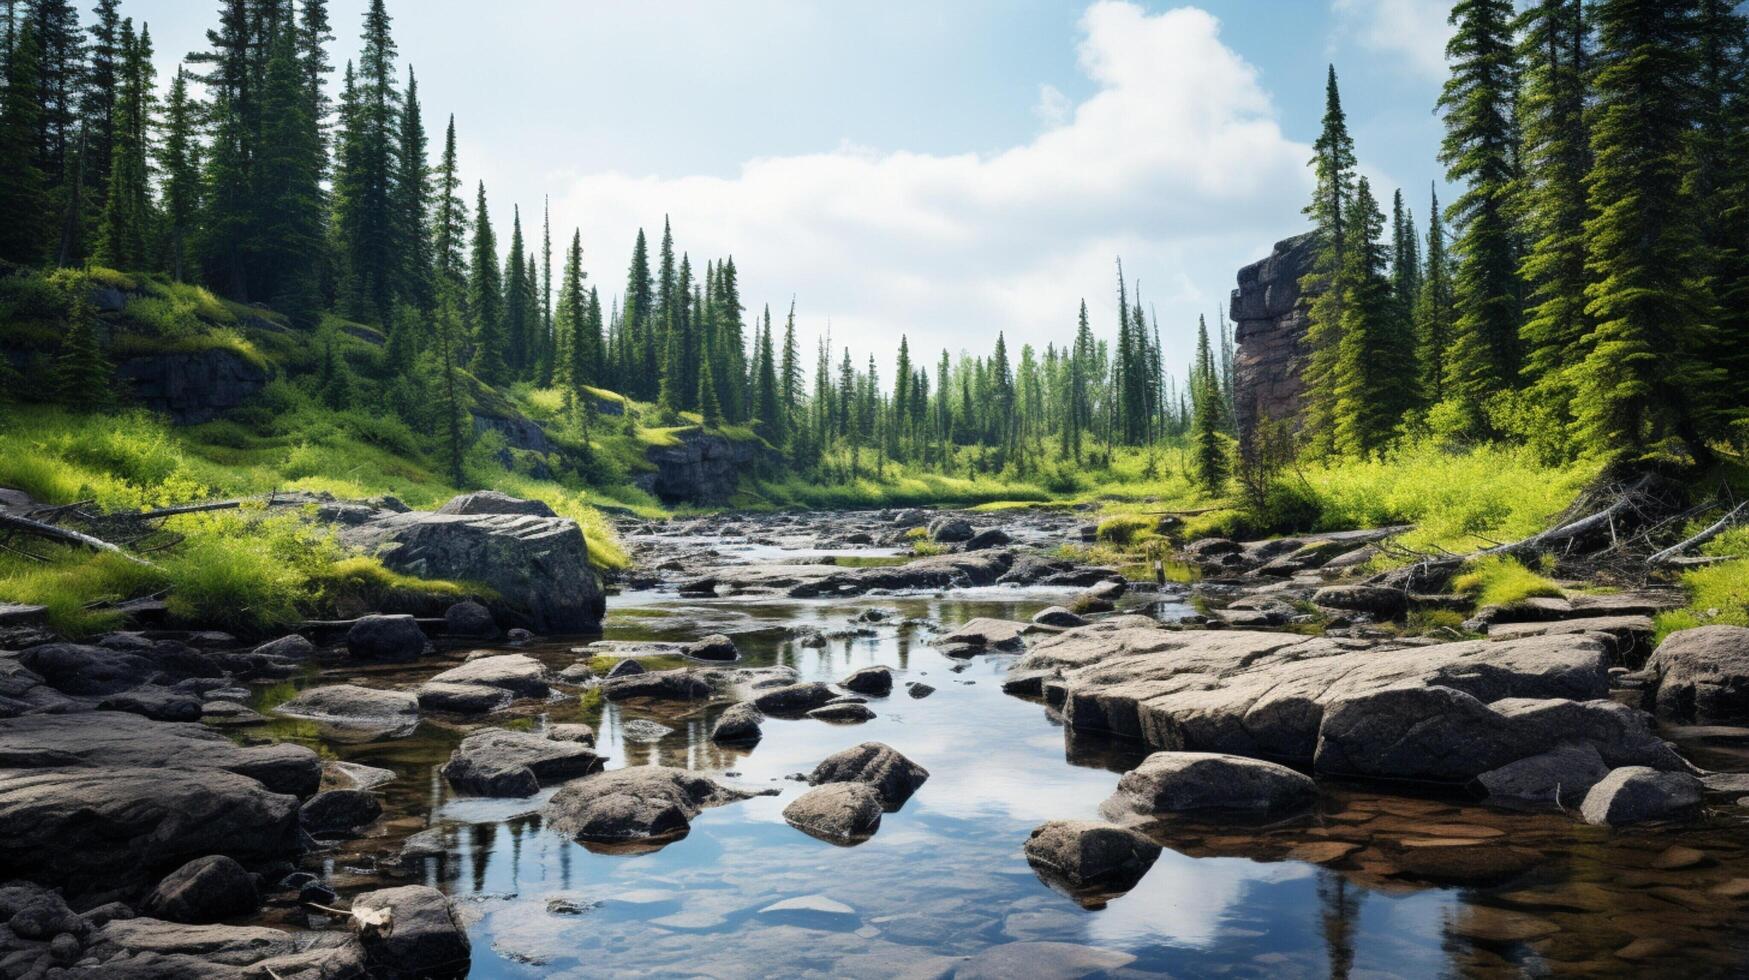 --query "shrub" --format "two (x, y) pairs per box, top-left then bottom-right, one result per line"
(1096, 514), (1156, 547)
(1451, 555), (1563, 609)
